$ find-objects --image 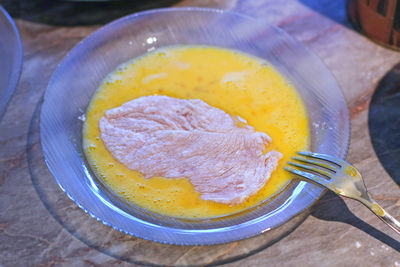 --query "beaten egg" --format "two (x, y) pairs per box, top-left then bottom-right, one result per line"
(83, 45), (309, 218)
